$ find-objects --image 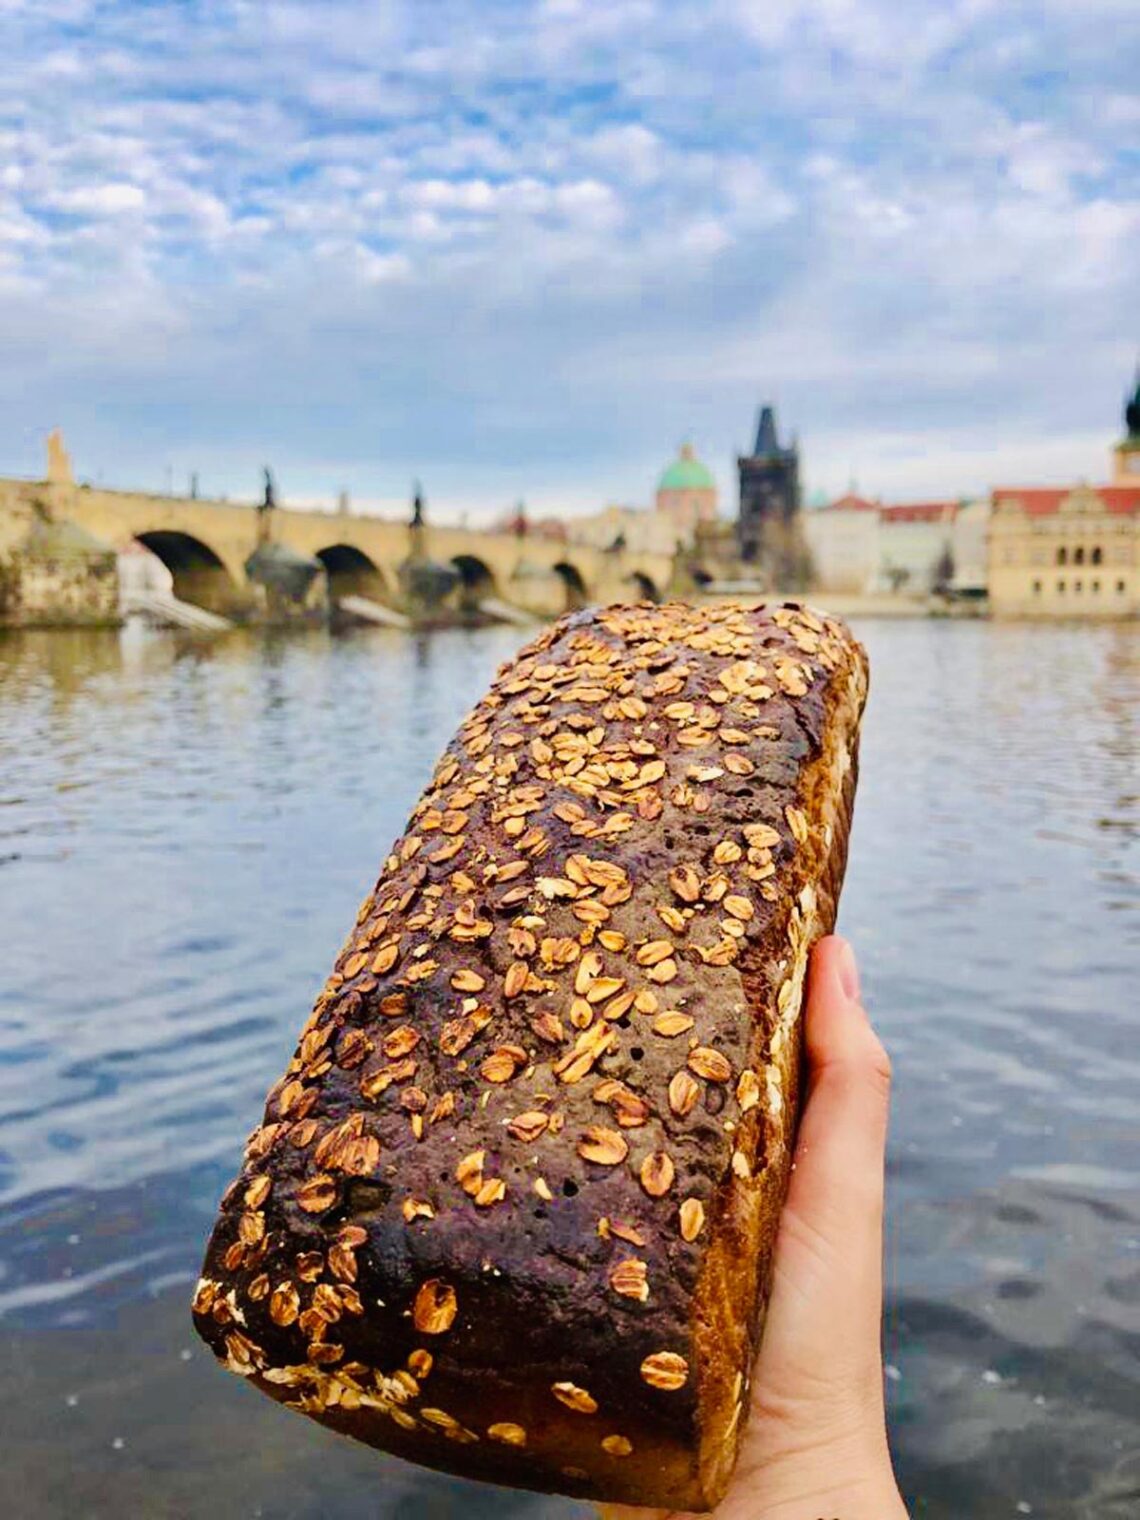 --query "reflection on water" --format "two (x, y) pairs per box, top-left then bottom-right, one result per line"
(1, 620), (1137, 1519)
